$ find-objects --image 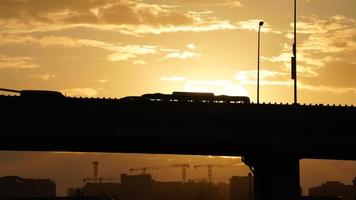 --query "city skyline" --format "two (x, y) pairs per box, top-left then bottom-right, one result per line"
(1, 166), (356, 198)
(0, 152), (355, 196)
